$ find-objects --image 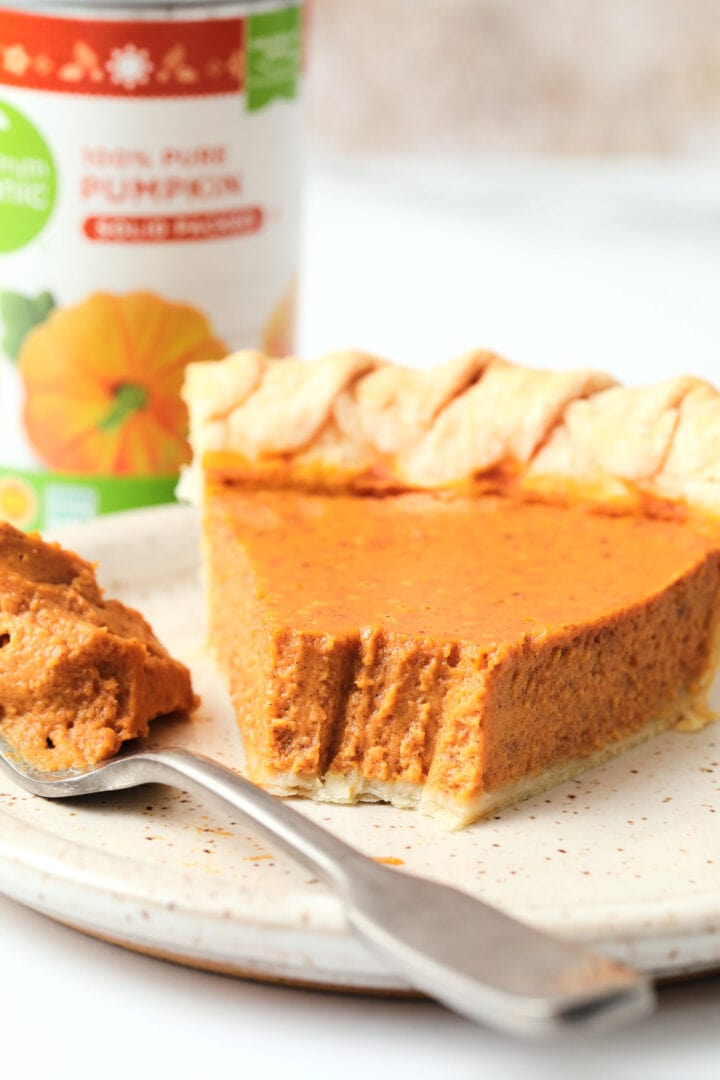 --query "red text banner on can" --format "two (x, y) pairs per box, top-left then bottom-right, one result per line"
(83, 207), (263, 242)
